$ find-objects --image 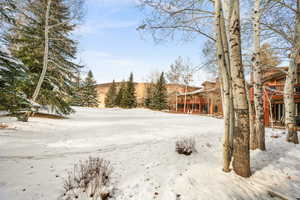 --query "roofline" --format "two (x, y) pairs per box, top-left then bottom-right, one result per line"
(177, 87), (219, 96)
(95, 82), (201, 89)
